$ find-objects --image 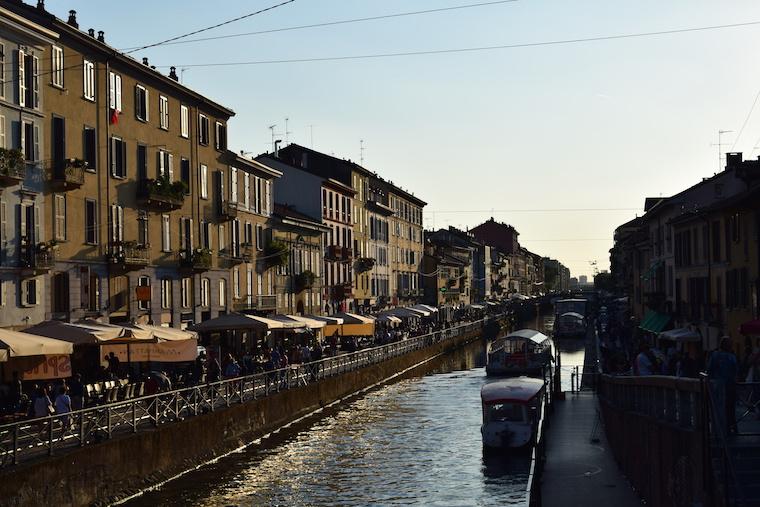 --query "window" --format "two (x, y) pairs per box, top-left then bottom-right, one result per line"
(21, 278), (39, 306)
(110, 136), (127, 178)
(20, 53), (39, 108)
(138, 276), (151, 311)
(85, 199), (98, 244)
(52, 46), (64, 88)
(243, 173), (250, 209)
(21, 121), (39, 162)
(215, 122), (227, 150)
(54, 194), (66, 241)
(84, 127), (96, 171)
(0, 115), (5, 148)
(161, 214), (171, 251)
(137, 211), (149, 246)
(244, 221), (253, 246)
(230, 167), (238, 202)
(201, 278), (210, 307)
(256, 224), (264, 251)
(158, 149), (173, 180)
(219, 279), (227, 308)
(159, 95), (169, 129)
(83, 59), (95, 100)
(199, 114), (209, 145)
(200, 164), (208, 198)
(201, 220), (212, 249)
(218, 224), (226, 252)
(136, 143), (147, 180)
(0, 44), (4, 100)
(108, 71), (122, 112)
(161, 279), (172, 309)
(181, 277), (192, 308)
(233, 267), (240, 298)
(180, 158), (190, 194)
(179, 217), (193, 252)
(135, 85), (148, 121)
(180, 105), (189, 138)
(110, 204), (124, 245)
